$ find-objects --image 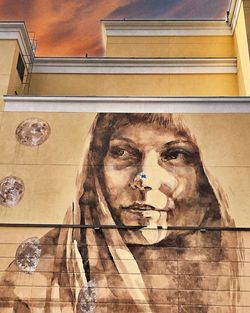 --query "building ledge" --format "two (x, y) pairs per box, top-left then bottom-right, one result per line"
(3, 96), (250, 113)
(102, 20), (232, 37)
(32, 57), (237, 74)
